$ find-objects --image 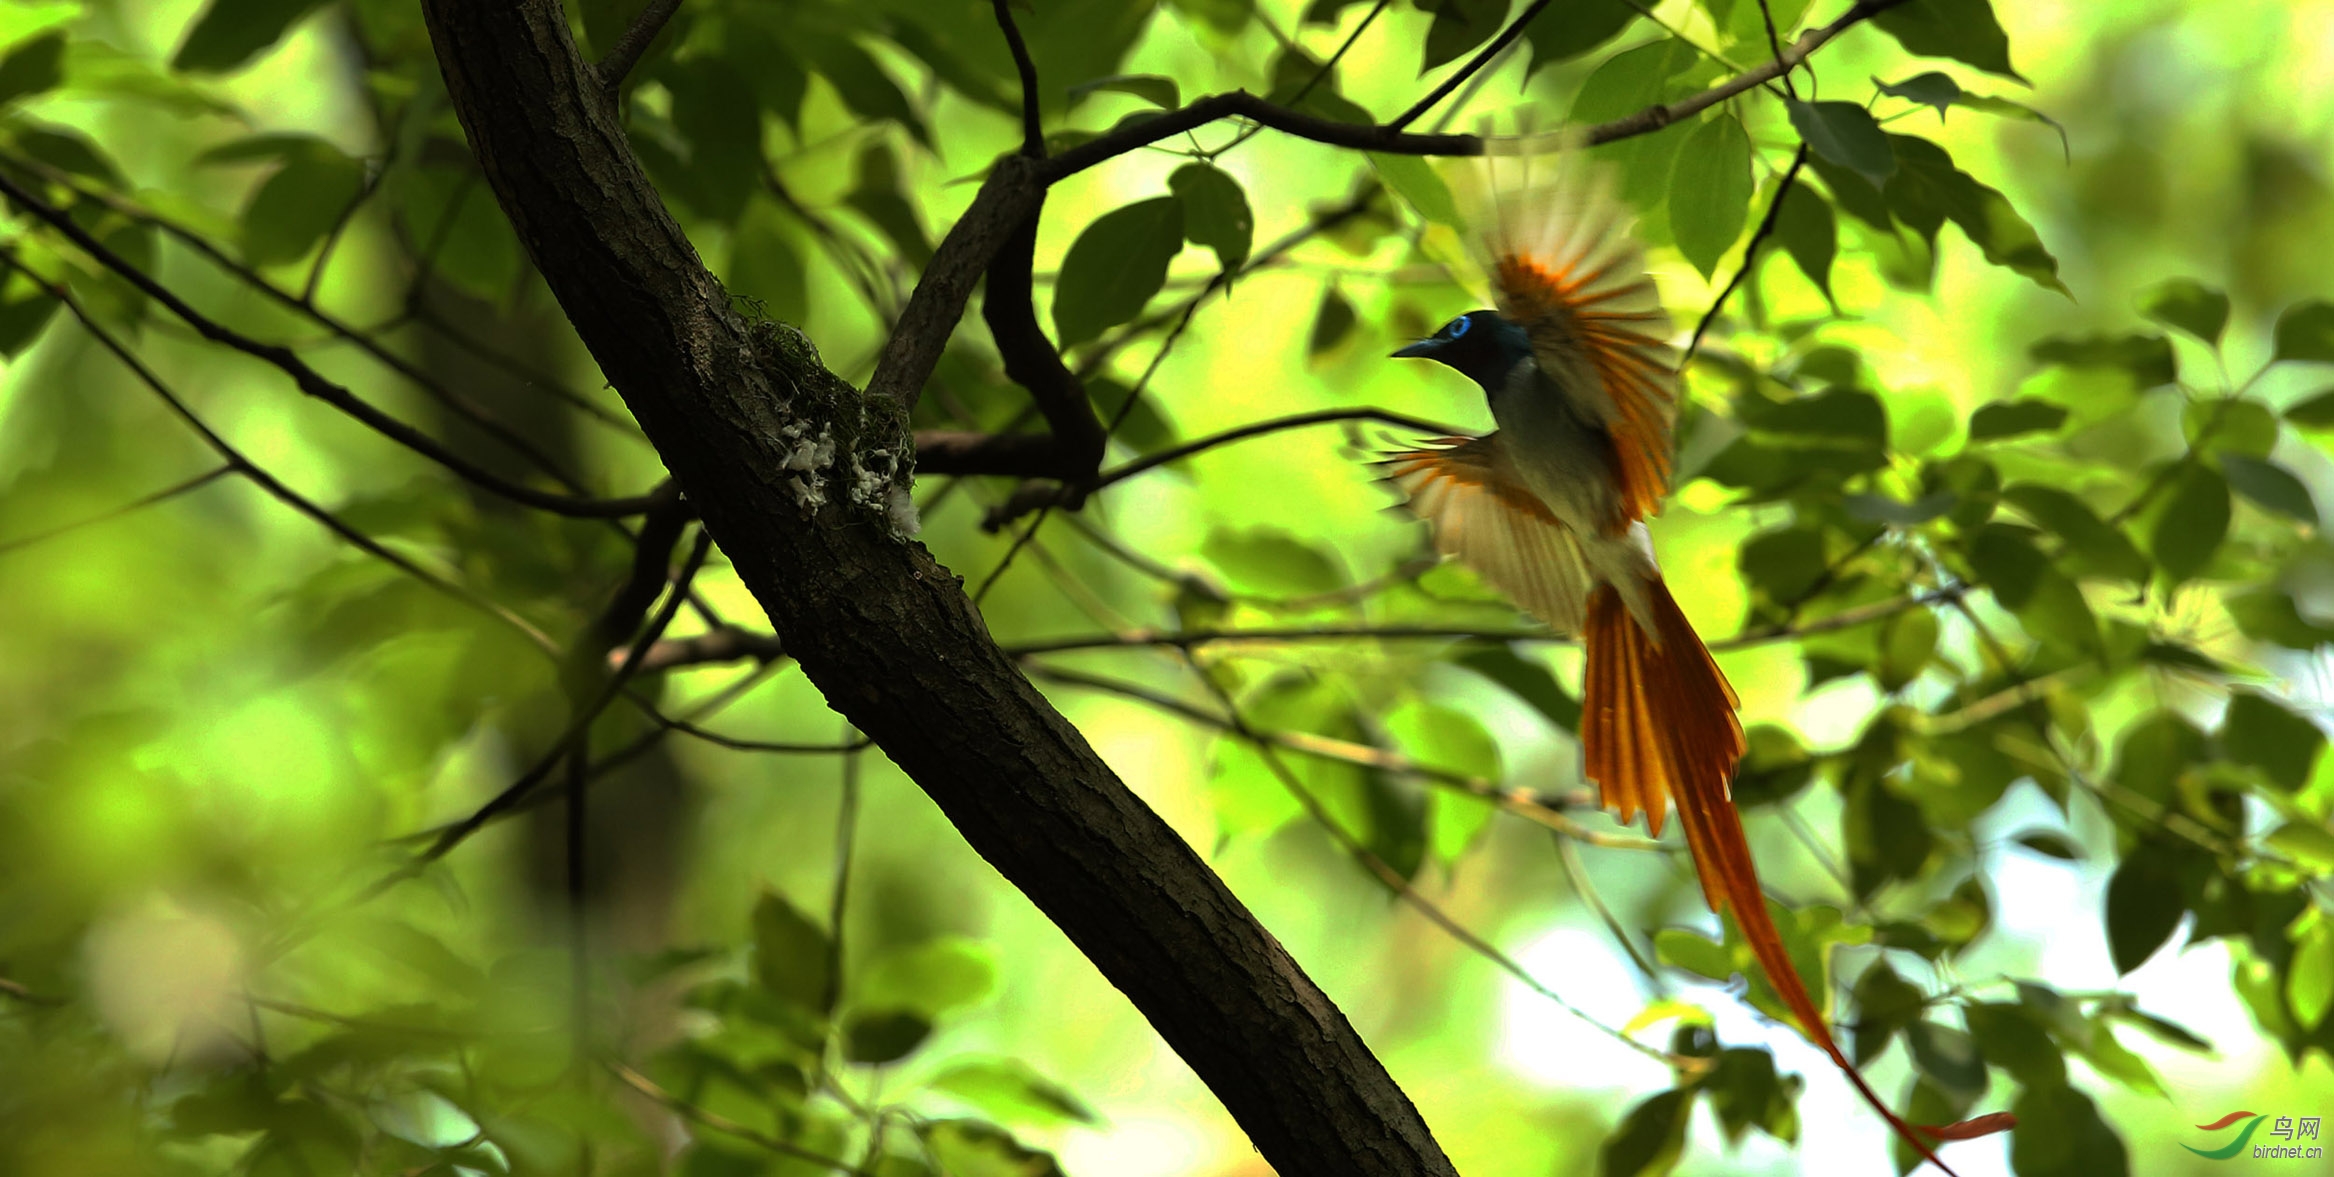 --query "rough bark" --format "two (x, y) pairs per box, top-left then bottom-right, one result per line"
(416, 4), (1456, 1174)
